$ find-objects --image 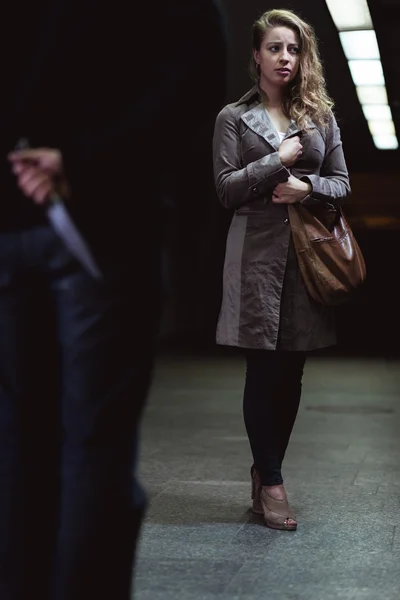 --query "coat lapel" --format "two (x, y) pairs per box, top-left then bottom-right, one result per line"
(285, 120), (302, 139)
(240, 104), (308, 151)
(238, 86), (317, 149)
(241, 104), (281, 151)
(286, 118), (317, 138)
